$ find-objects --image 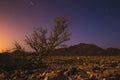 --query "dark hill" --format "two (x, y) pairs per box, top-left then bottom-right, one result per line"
(106, 48), (120, 56)
(49, 43), (120, 56)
